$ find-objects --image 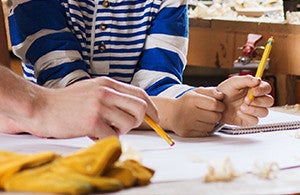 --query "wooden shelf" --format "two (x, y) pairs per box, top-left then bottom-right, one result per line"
(187, 18), (300, 105)
(187, 18), (300, 75)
